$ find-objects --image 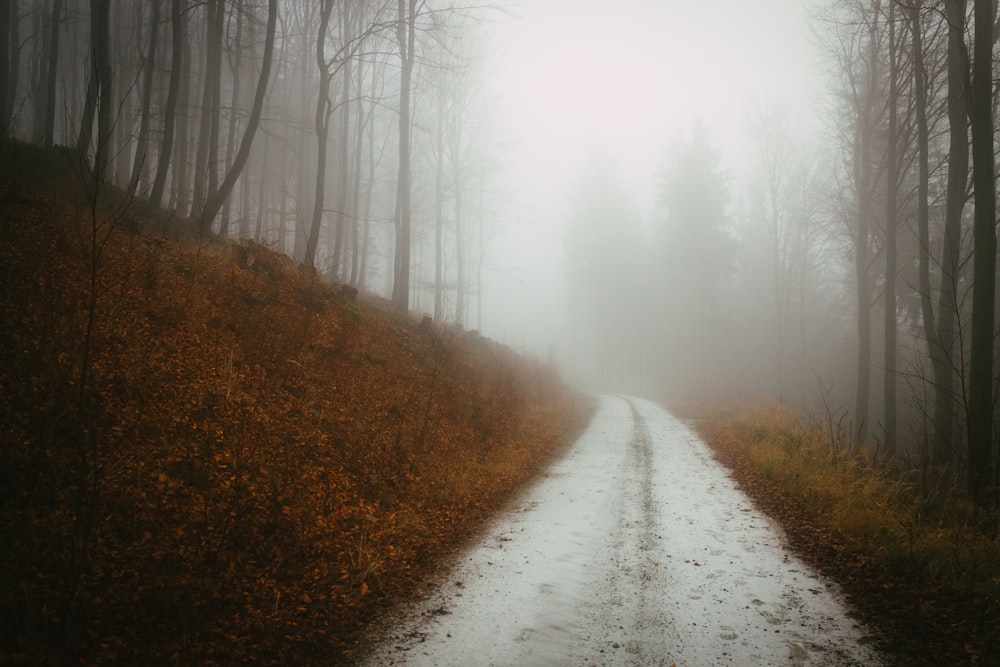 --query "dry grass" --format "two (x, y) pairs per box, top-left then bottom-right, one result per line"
(698, 404), (1000, 663)
(711, 403), (1000, 609)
